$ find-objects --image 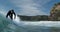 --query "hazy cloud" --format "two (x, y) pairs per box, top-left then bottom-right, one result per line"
(9, 0), (51, 16)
